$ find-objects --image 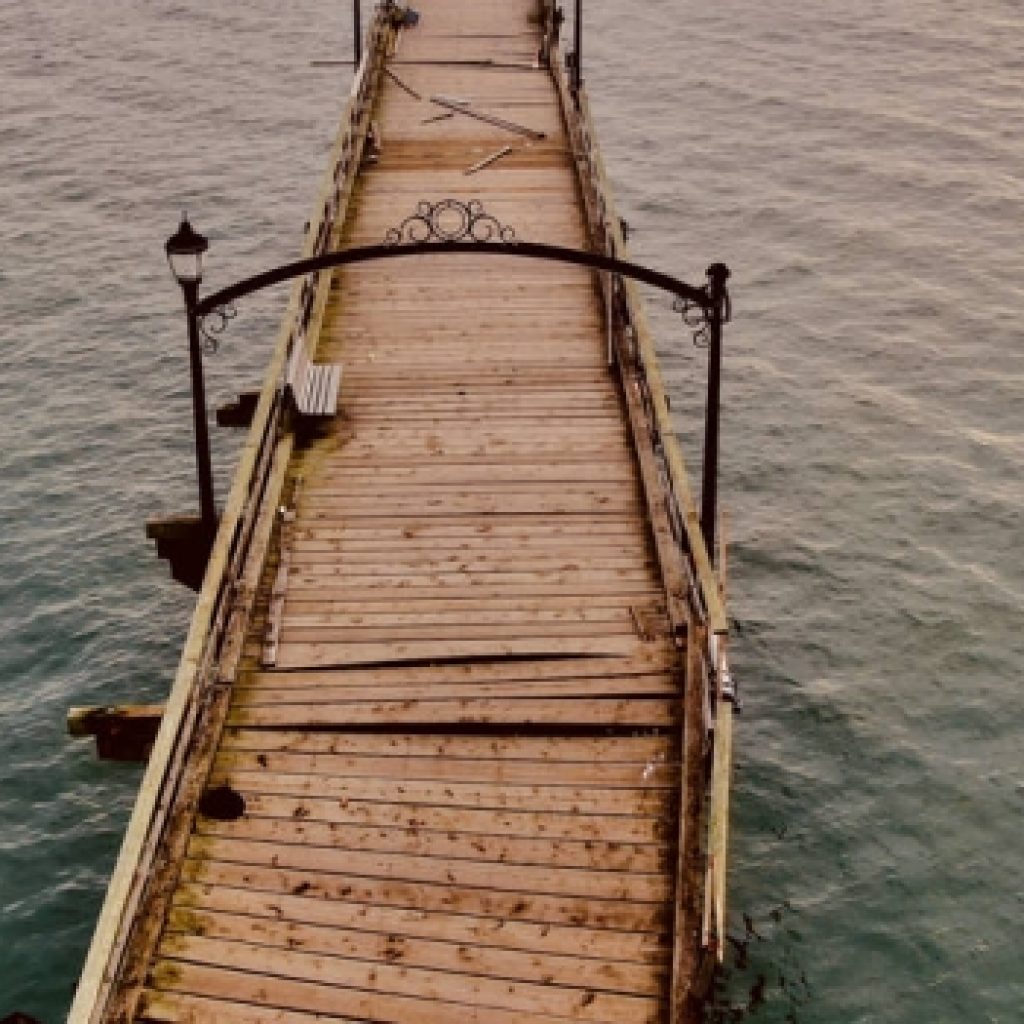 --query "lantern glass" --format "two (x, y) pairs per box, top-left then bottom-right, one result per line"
(165, 216), (209, 286)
